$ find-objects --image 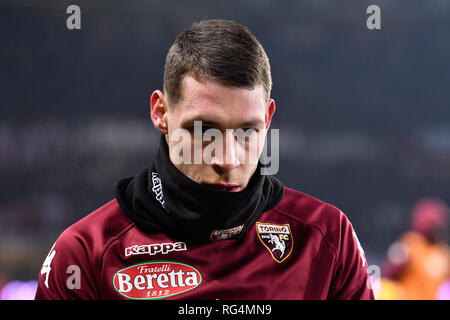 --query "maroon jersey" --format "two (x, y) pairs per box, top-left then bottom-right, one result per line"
(36, 188), (373, 299)
(35, 187), (374, 300)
